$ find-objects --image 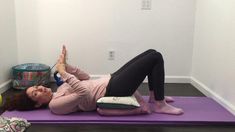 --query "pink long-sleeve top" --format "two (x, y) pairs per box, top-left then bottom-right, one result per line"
(48, 65), (111, 114)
